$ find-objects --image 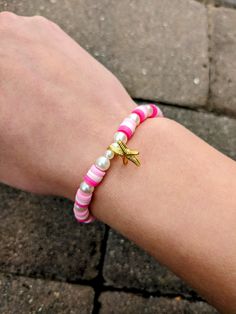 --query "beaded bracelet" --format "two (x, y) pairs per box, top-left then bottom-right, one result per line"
(73, 104), (163, 223)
